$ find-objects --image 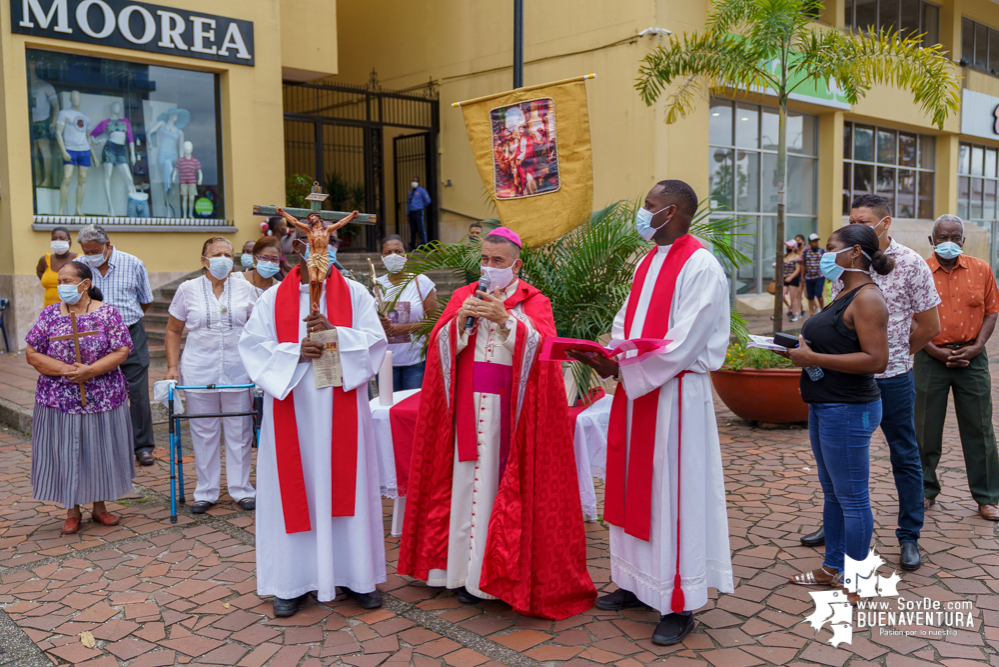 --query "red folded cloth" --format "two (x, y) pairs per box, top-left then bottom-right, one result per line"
(388, 391), (422, 496)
